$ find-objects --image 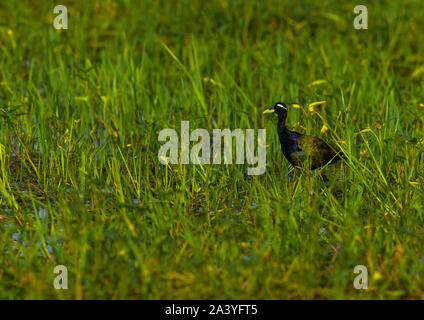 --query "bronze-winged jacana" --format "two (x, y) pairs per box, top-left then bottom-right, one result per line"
(264, 102), (343, 170)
